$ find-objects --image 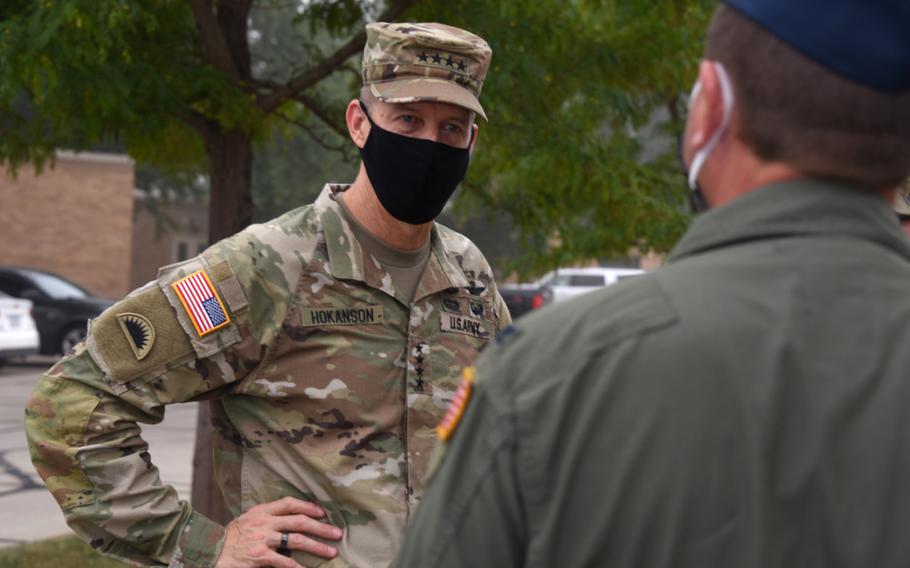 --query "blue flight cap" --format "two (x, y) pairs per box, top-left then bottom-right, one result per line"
(724, 0), (910, 92)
